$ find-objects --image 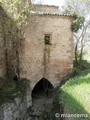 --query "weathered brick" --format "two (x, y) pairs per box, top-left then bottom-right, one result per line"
(20, 6), (74, 88)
